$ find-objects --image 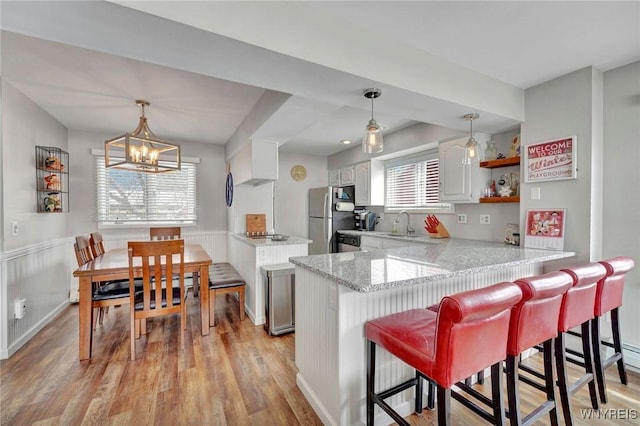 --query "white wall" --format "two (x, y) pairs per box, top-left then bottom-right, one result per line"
(67, 130), (228, 238)
(1, 81), (70, 251)
(603, 61), (640, 351)
(275, 151), (327, 238)
(521, 67), (602, 267)
(1, 81), (71, 358)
